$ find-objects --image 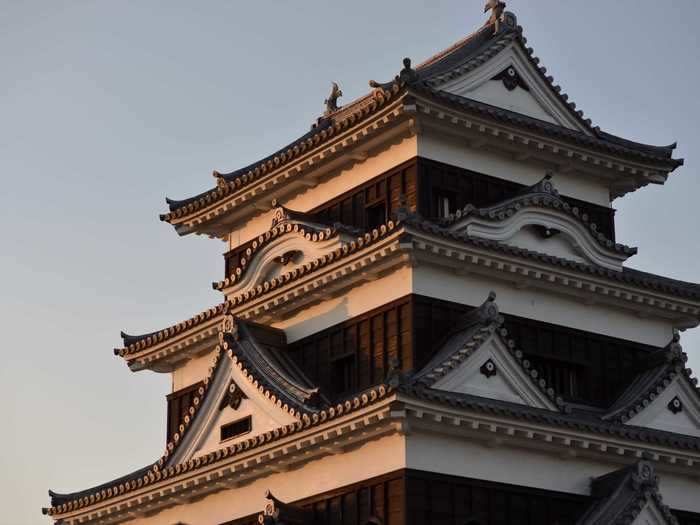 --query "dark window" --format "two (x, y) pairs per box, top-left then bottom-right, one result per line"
(331, 354), (356, 396)
(417, 158), (616, 239)
(433, 189), (455, 219)
(365, 201), (387, 230)
(310, 159), (418, 232)
(288, 298), (412, 400)
(220, 416), (252, 442)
